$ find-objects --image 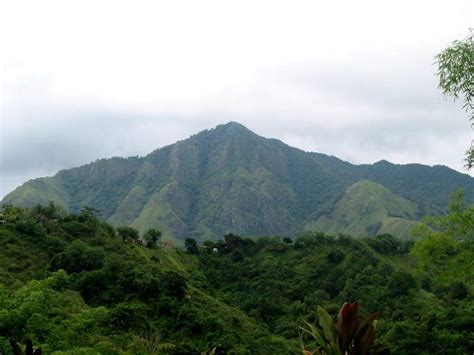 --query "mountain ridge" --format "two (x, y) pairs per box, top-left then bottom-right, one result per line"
(3, 122), (474, 241)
